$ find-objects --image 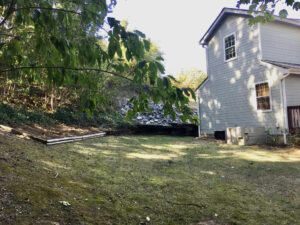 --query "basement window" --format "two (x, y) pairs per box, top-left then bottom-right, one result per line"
(224, 33), (236, 61)
(255, 82), (271, 111)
